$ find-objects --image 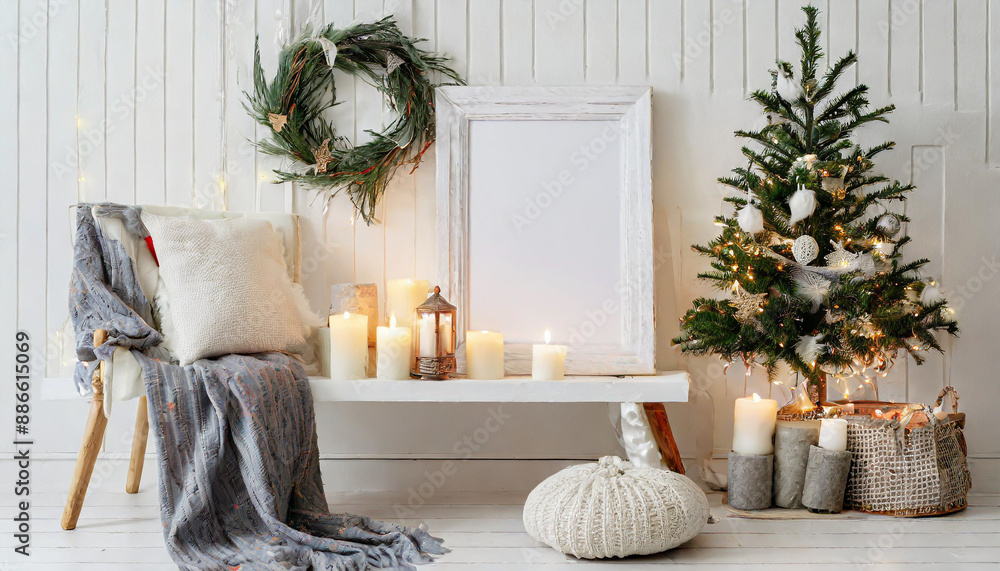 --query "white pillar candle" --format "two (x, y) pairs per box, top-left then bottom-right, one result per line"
(819, 418), (848, 451)
(466, 330), (504, 379)
(376, 314), (412, 380)
(317, 327), (331, 377)
(386, 279), (429, 328)
(329, 311), (368, 380)
(732, 393), (778, 455)
(531, 330), (567, 380)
